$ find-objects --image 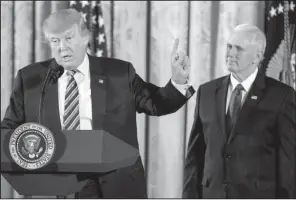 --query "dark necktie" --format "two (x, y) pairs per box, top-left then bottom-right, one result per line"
(226, 84), (244, 136)
(63, 70), (80, 130)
